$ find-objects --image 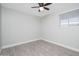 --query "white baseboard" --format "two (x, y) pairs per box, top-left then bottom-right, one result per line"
(42, 38), (79, 53)
(2, 38), (40, 49)
(2, 38), (79, 53)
